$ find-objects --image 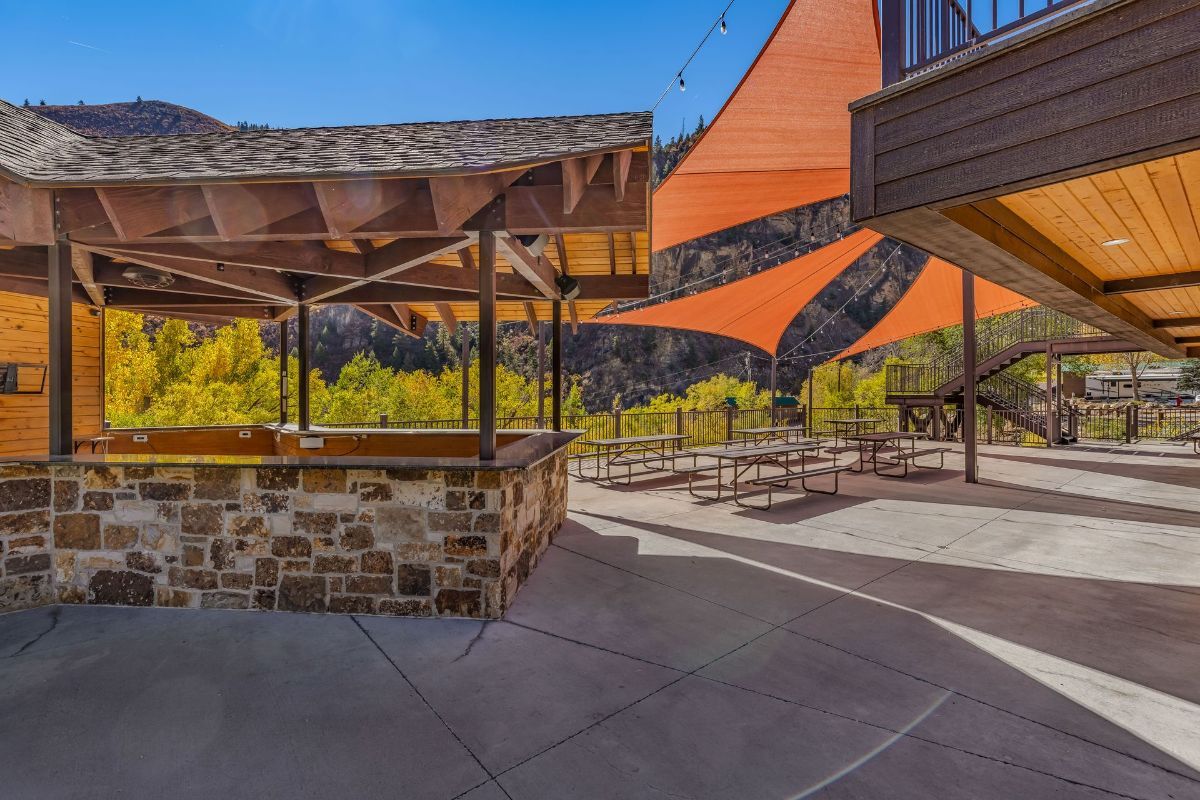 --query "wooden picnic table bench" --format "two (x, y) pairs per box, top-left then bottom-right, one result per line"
(731, 425), (815, 445)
